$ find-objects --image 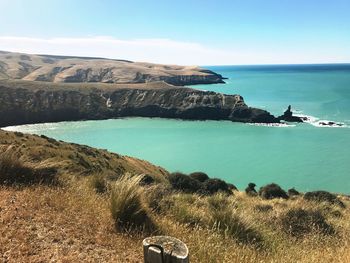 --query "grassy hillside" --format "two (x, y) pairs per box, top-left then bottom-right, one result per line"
(0, 130), (349, 262)
(0, 50), (224, 85)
